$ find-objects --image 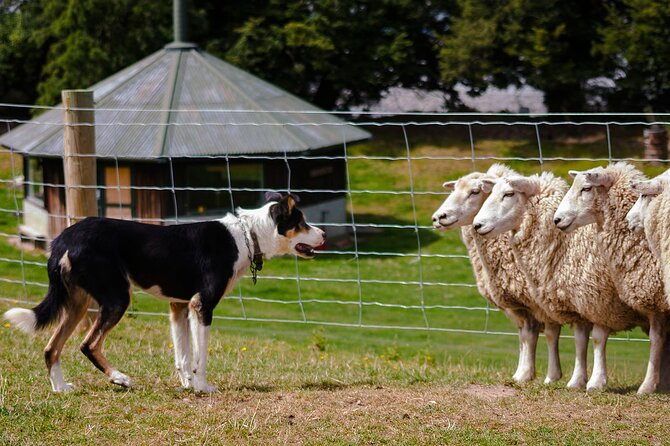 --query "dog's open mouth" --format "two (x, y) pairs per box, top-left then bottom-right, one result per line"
(295, 243), (317, 258)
